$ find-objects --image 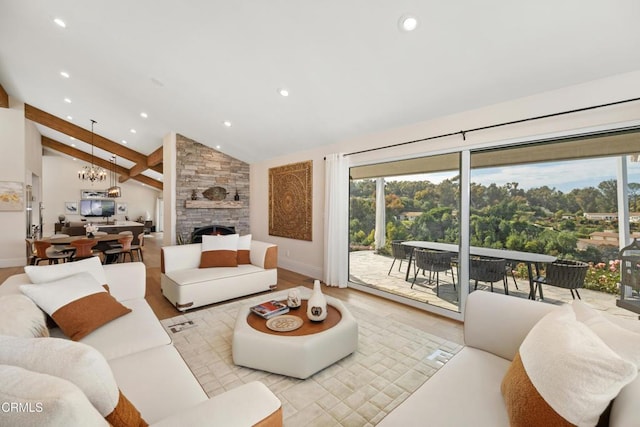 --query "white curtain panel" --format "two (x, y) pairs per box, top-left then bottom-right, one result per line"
(374, 177), (386, 250)
(323, 153), (349, 288)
